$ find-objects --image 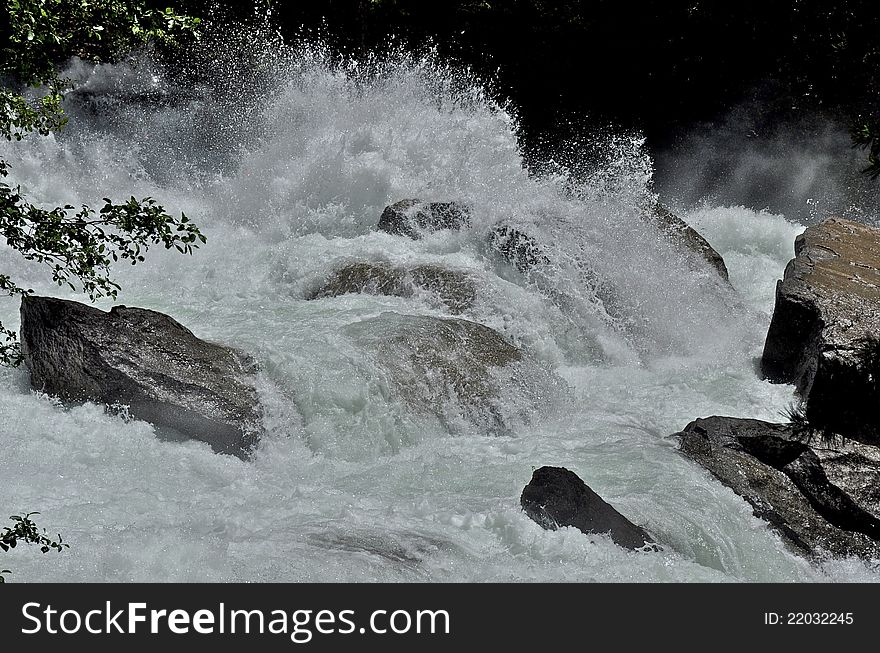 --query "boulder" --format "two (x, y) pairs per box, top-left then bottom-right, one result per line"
(344, 313), (560, 430)
(307, 262), (477, 314)
(20, 296), (261, 458)
(377, 199), (471, 239)
(486, 224), (550, 273)
(485, 204), (727, 282)
(647, 202), (730, 282)
(677, 416), (880, 559)
(761, 217), (880, 444)
(520, 466), (656, 550)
